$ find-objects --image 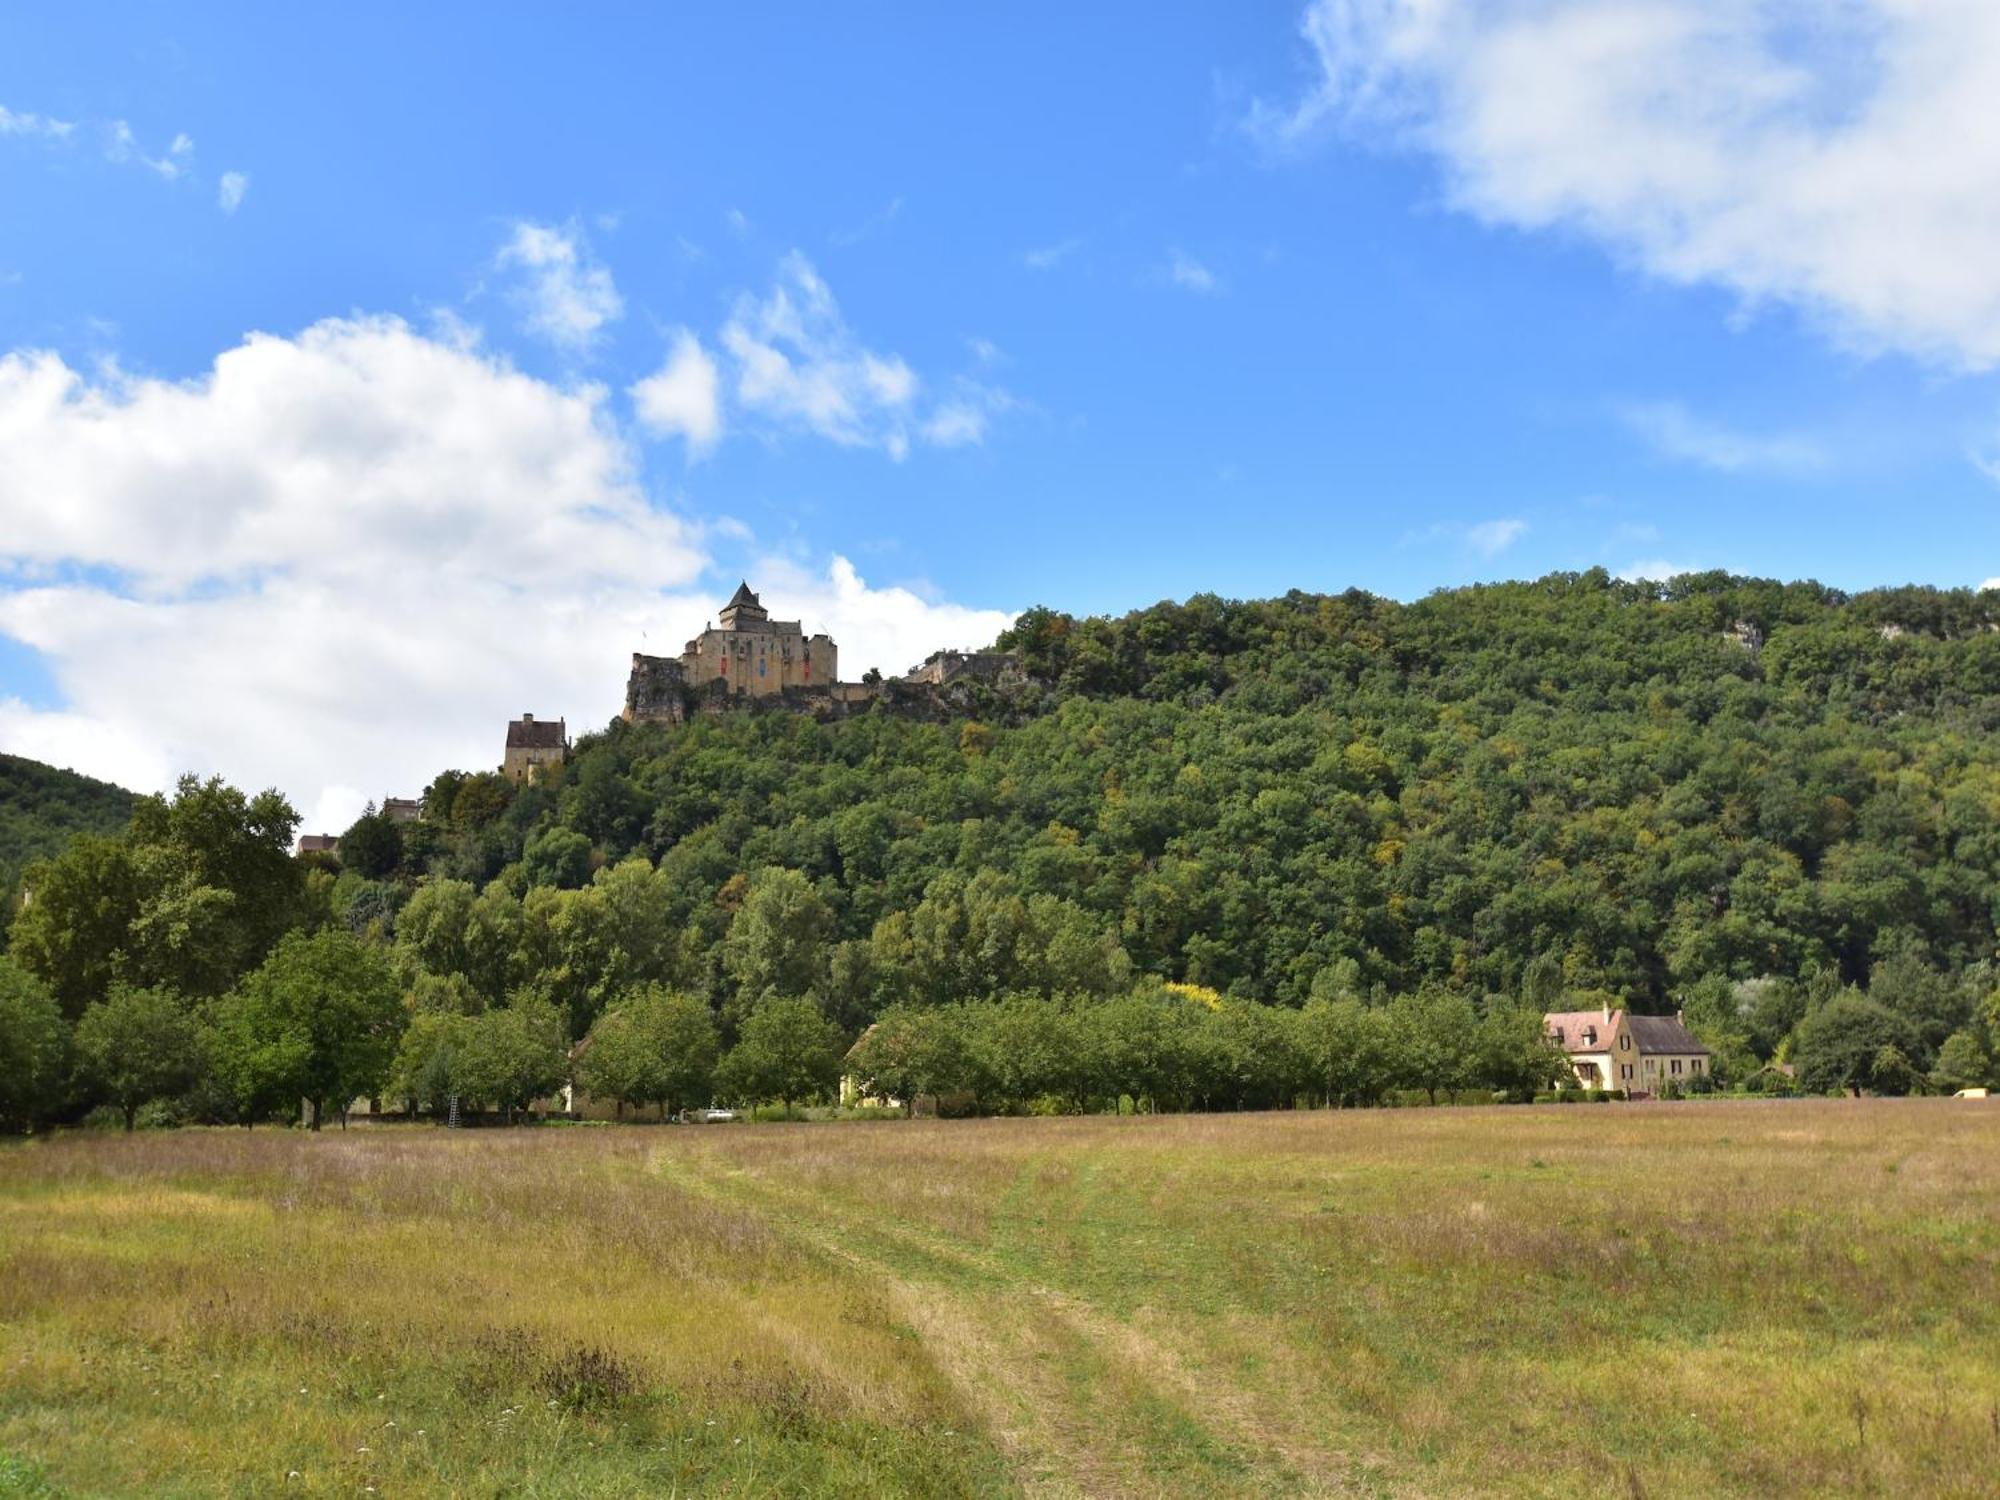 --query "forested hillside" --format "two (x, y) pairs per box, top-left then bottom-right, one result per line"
(0, 753), (137, 921)
(5, 569), (2000, 1130)
(391, 569), (2000, 1006)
